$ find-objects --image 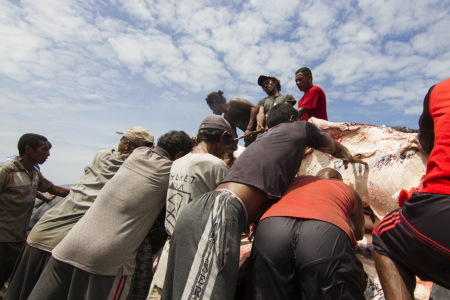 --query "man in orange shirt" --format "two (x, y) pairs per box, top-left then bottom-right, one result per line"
(246, 168), (365, 299)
